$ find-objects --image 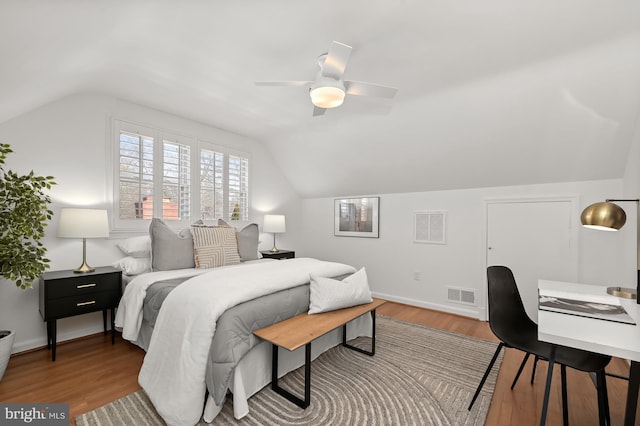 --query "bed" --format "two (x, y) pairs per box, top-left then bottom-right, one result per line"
(114, 220), (371, 426)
